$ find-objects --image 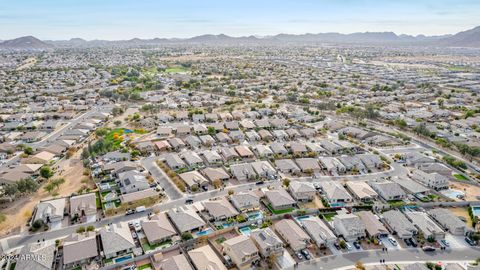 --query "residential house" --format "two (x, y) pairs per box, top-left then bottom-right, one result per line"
(298, 216), (336, 248)
(223, 235), (260, 268)
(295, 158), (320, 173)
(63, 232), (98, 269)
(369, 180), (406, 201)
(411, 169), (449, 191)
(333, 210), (366, 241)
(168, 207), (206, 233)
(202, 197), (239, 221)
(99, 222), (135, 259)
(230, 191), (261, 212)
(404, 211), (445, 240)
(118, 170), (150, 194)
(275, 159), (301, 174)
(382, 210), (418, 239)
(34, 198), (66, 225)
(345, 181), (378, 202)
(142, 213), (178, 245)
(188, 245), (227, 270)
(15, 241), (55, 270)
(274, 219), (311, 251)
(428, 208), (468, 236)
(70, 193), (97, 222)
(288, 181), (316, 202)
(319, 181), (353, 205)
(179, 171), (209, 191)
(230, 163), (257, 181)
(356, 211), (389, 238)
(264, 189), (296, 211)
(250, 228), (284, 257)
